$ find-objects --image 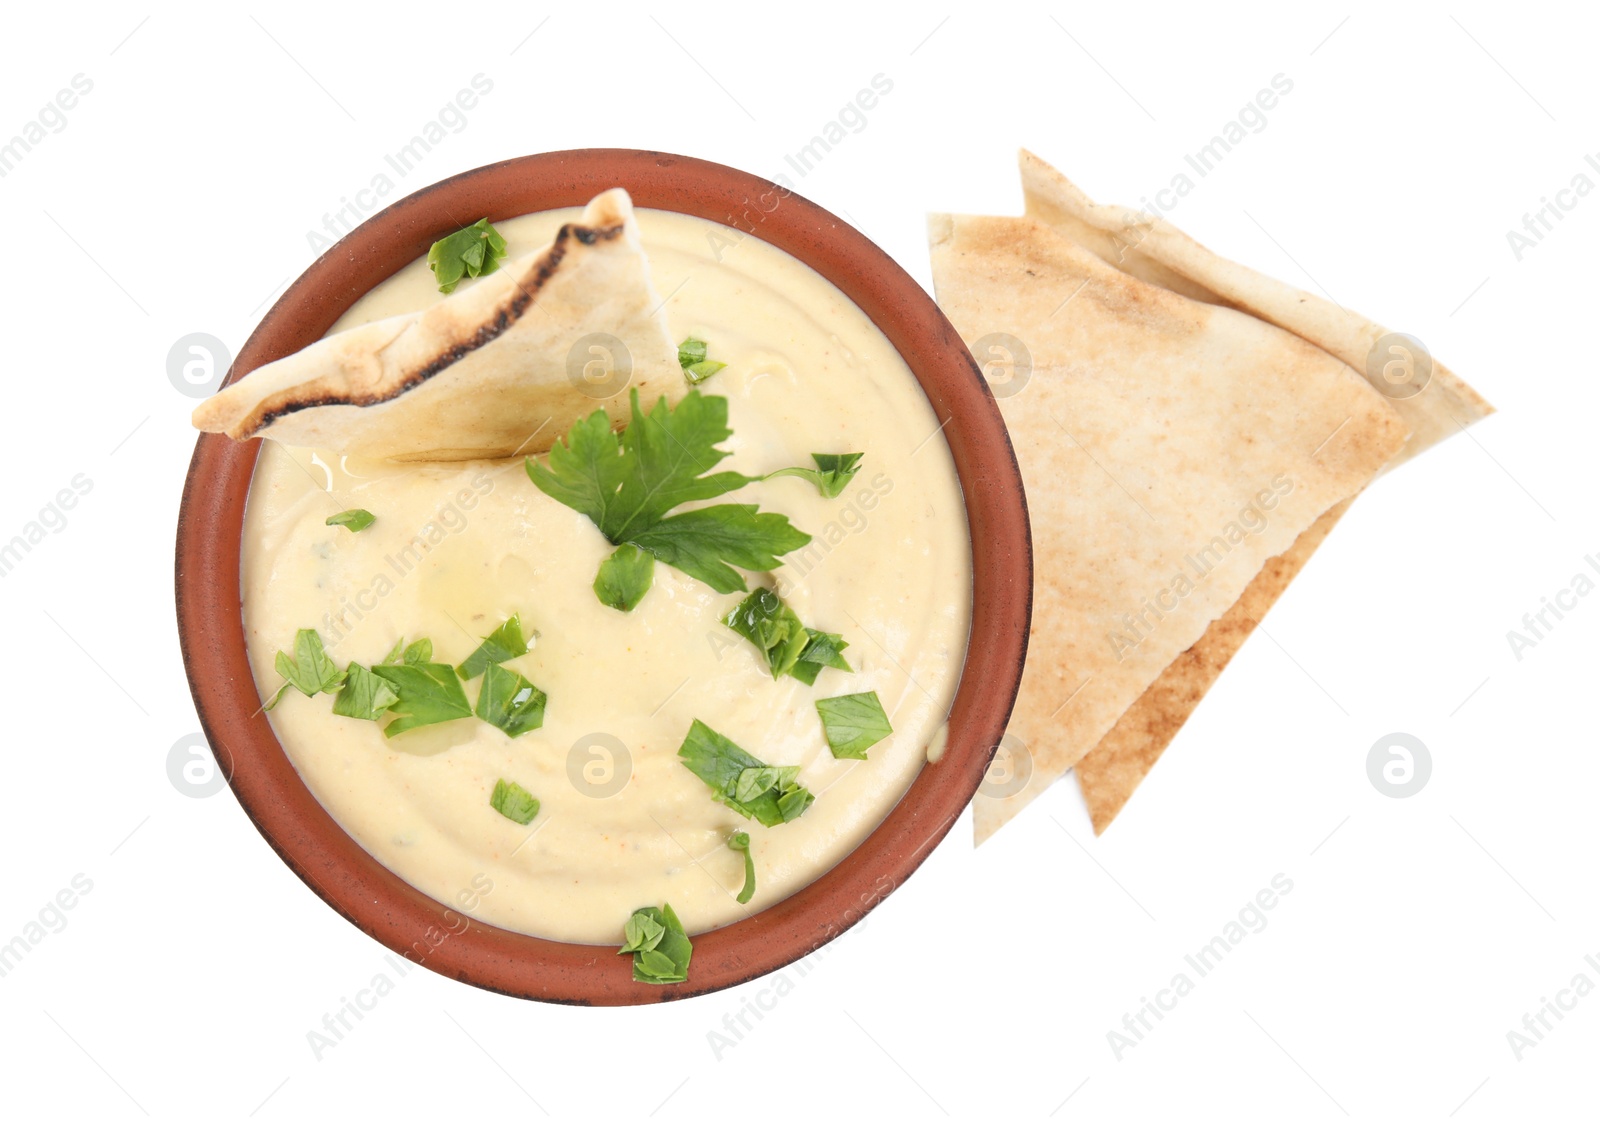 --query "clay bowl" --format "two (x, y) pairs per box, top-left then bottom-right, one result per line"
(175, 150), (1031, 1005)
